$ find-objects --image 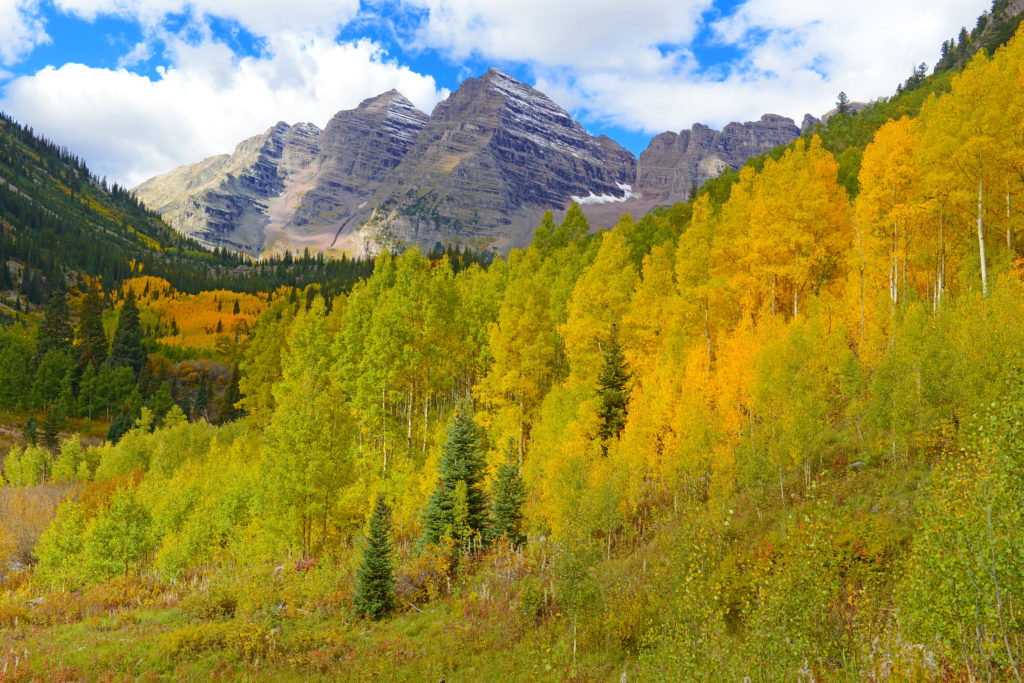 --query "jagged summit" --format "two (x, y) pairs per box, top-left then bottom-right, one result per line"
(134, 70), (799, 257)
